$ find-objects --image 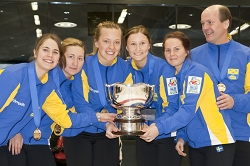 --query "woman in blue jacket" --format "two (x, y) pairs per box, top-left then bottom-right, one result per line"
(0, 33), (62, 166)
(62, 21), (131, 166)
(106, 25), (180, 166)
(142, 31), (236, 166)
(6, 37), (116, 166)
